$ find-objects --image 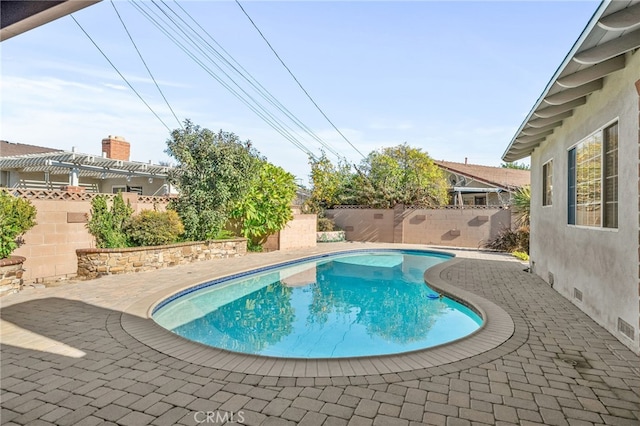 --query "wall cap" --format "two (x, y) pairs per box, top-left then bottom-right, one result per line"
(0, 256), (26, 267)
